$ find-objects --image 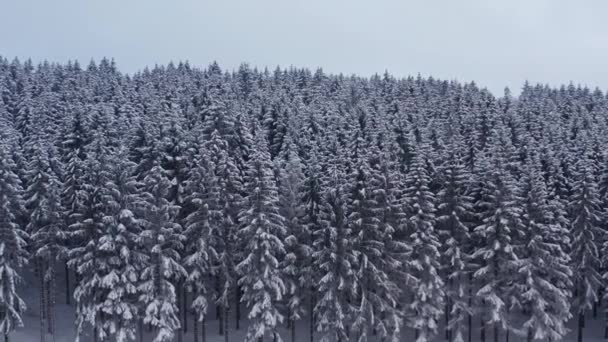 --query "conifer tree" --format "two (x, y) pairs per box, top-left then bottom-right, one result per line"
(138, 162), (187, 342)
(569, 155), (604, 342)
(313, 139), (356, 342)
(517, 153), (572, 342)
(0, 144), (27, 342)
(236, 132), (286, 342)
(403, 142), (444, 342)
